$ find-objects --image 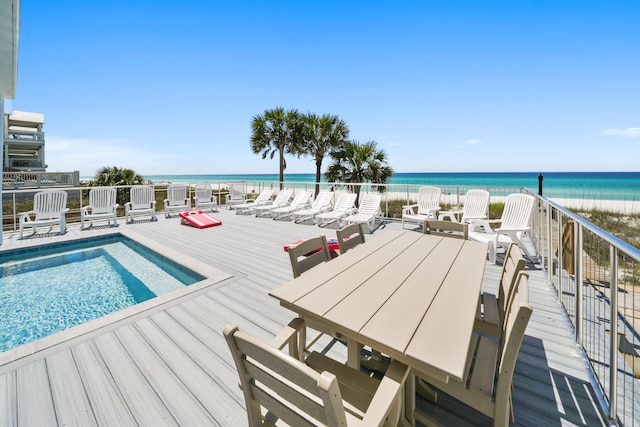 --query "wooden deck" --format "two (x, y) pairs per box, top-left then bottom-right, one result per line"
(0, 210), (609, 426)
